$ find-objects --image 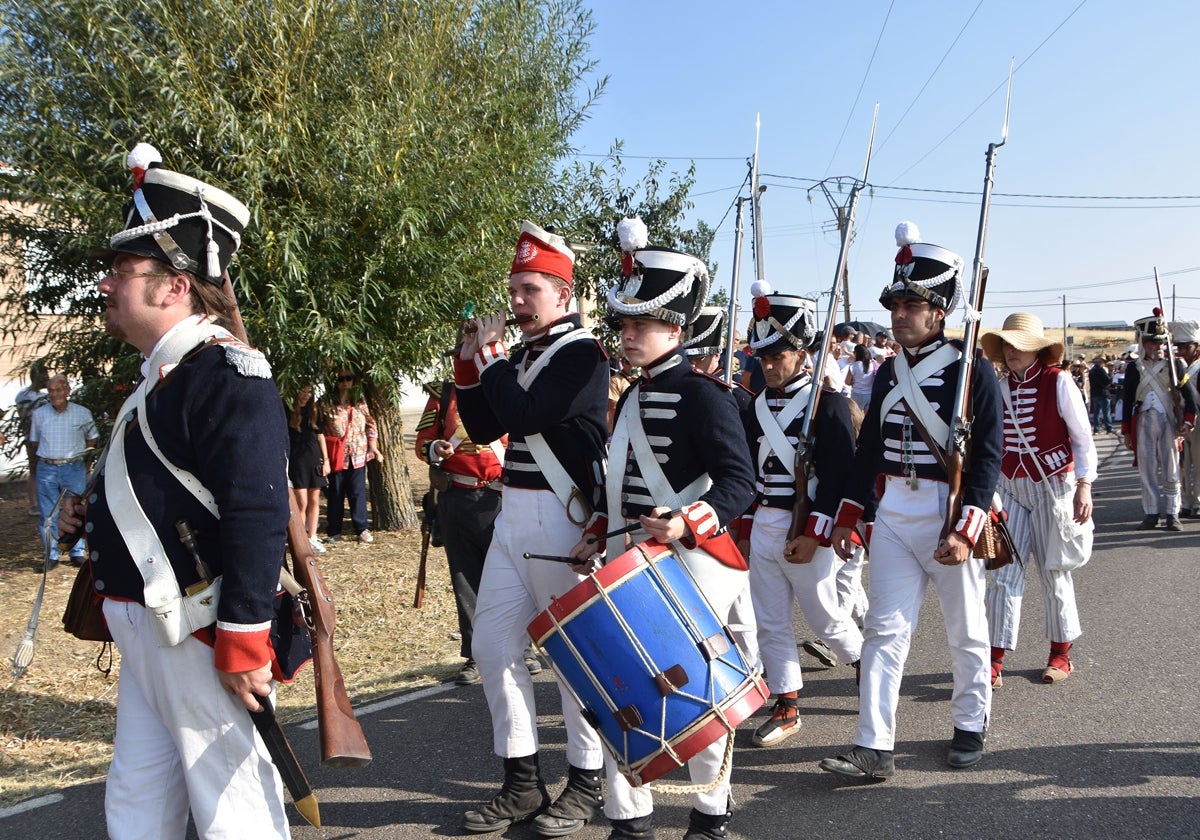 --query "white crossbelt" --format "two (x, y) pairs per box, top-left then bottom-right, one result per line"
(104, 316), (228, 647)
(516, 328), (596, 523)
